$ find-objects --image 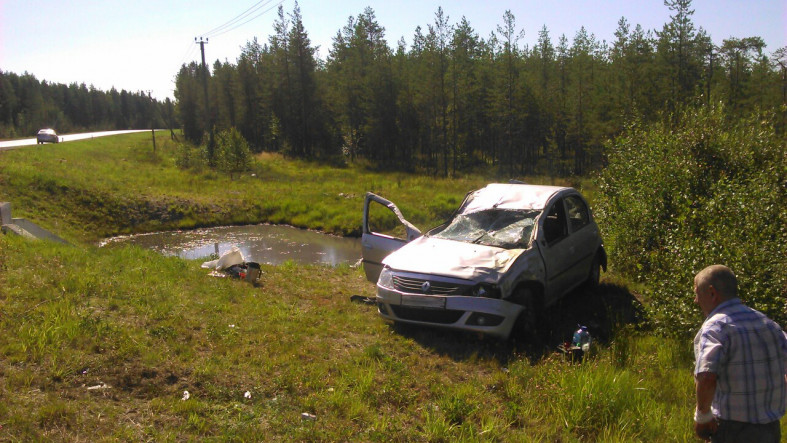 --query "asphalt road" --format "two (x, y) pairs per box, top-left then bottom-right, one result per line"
(0, 129), (158, 151)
